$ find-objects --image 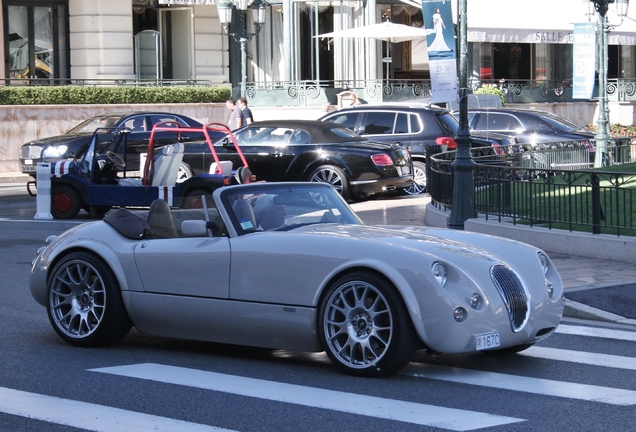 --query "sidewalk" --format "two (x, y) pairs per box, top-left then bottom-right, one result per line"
(3, 172), (635, 327)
